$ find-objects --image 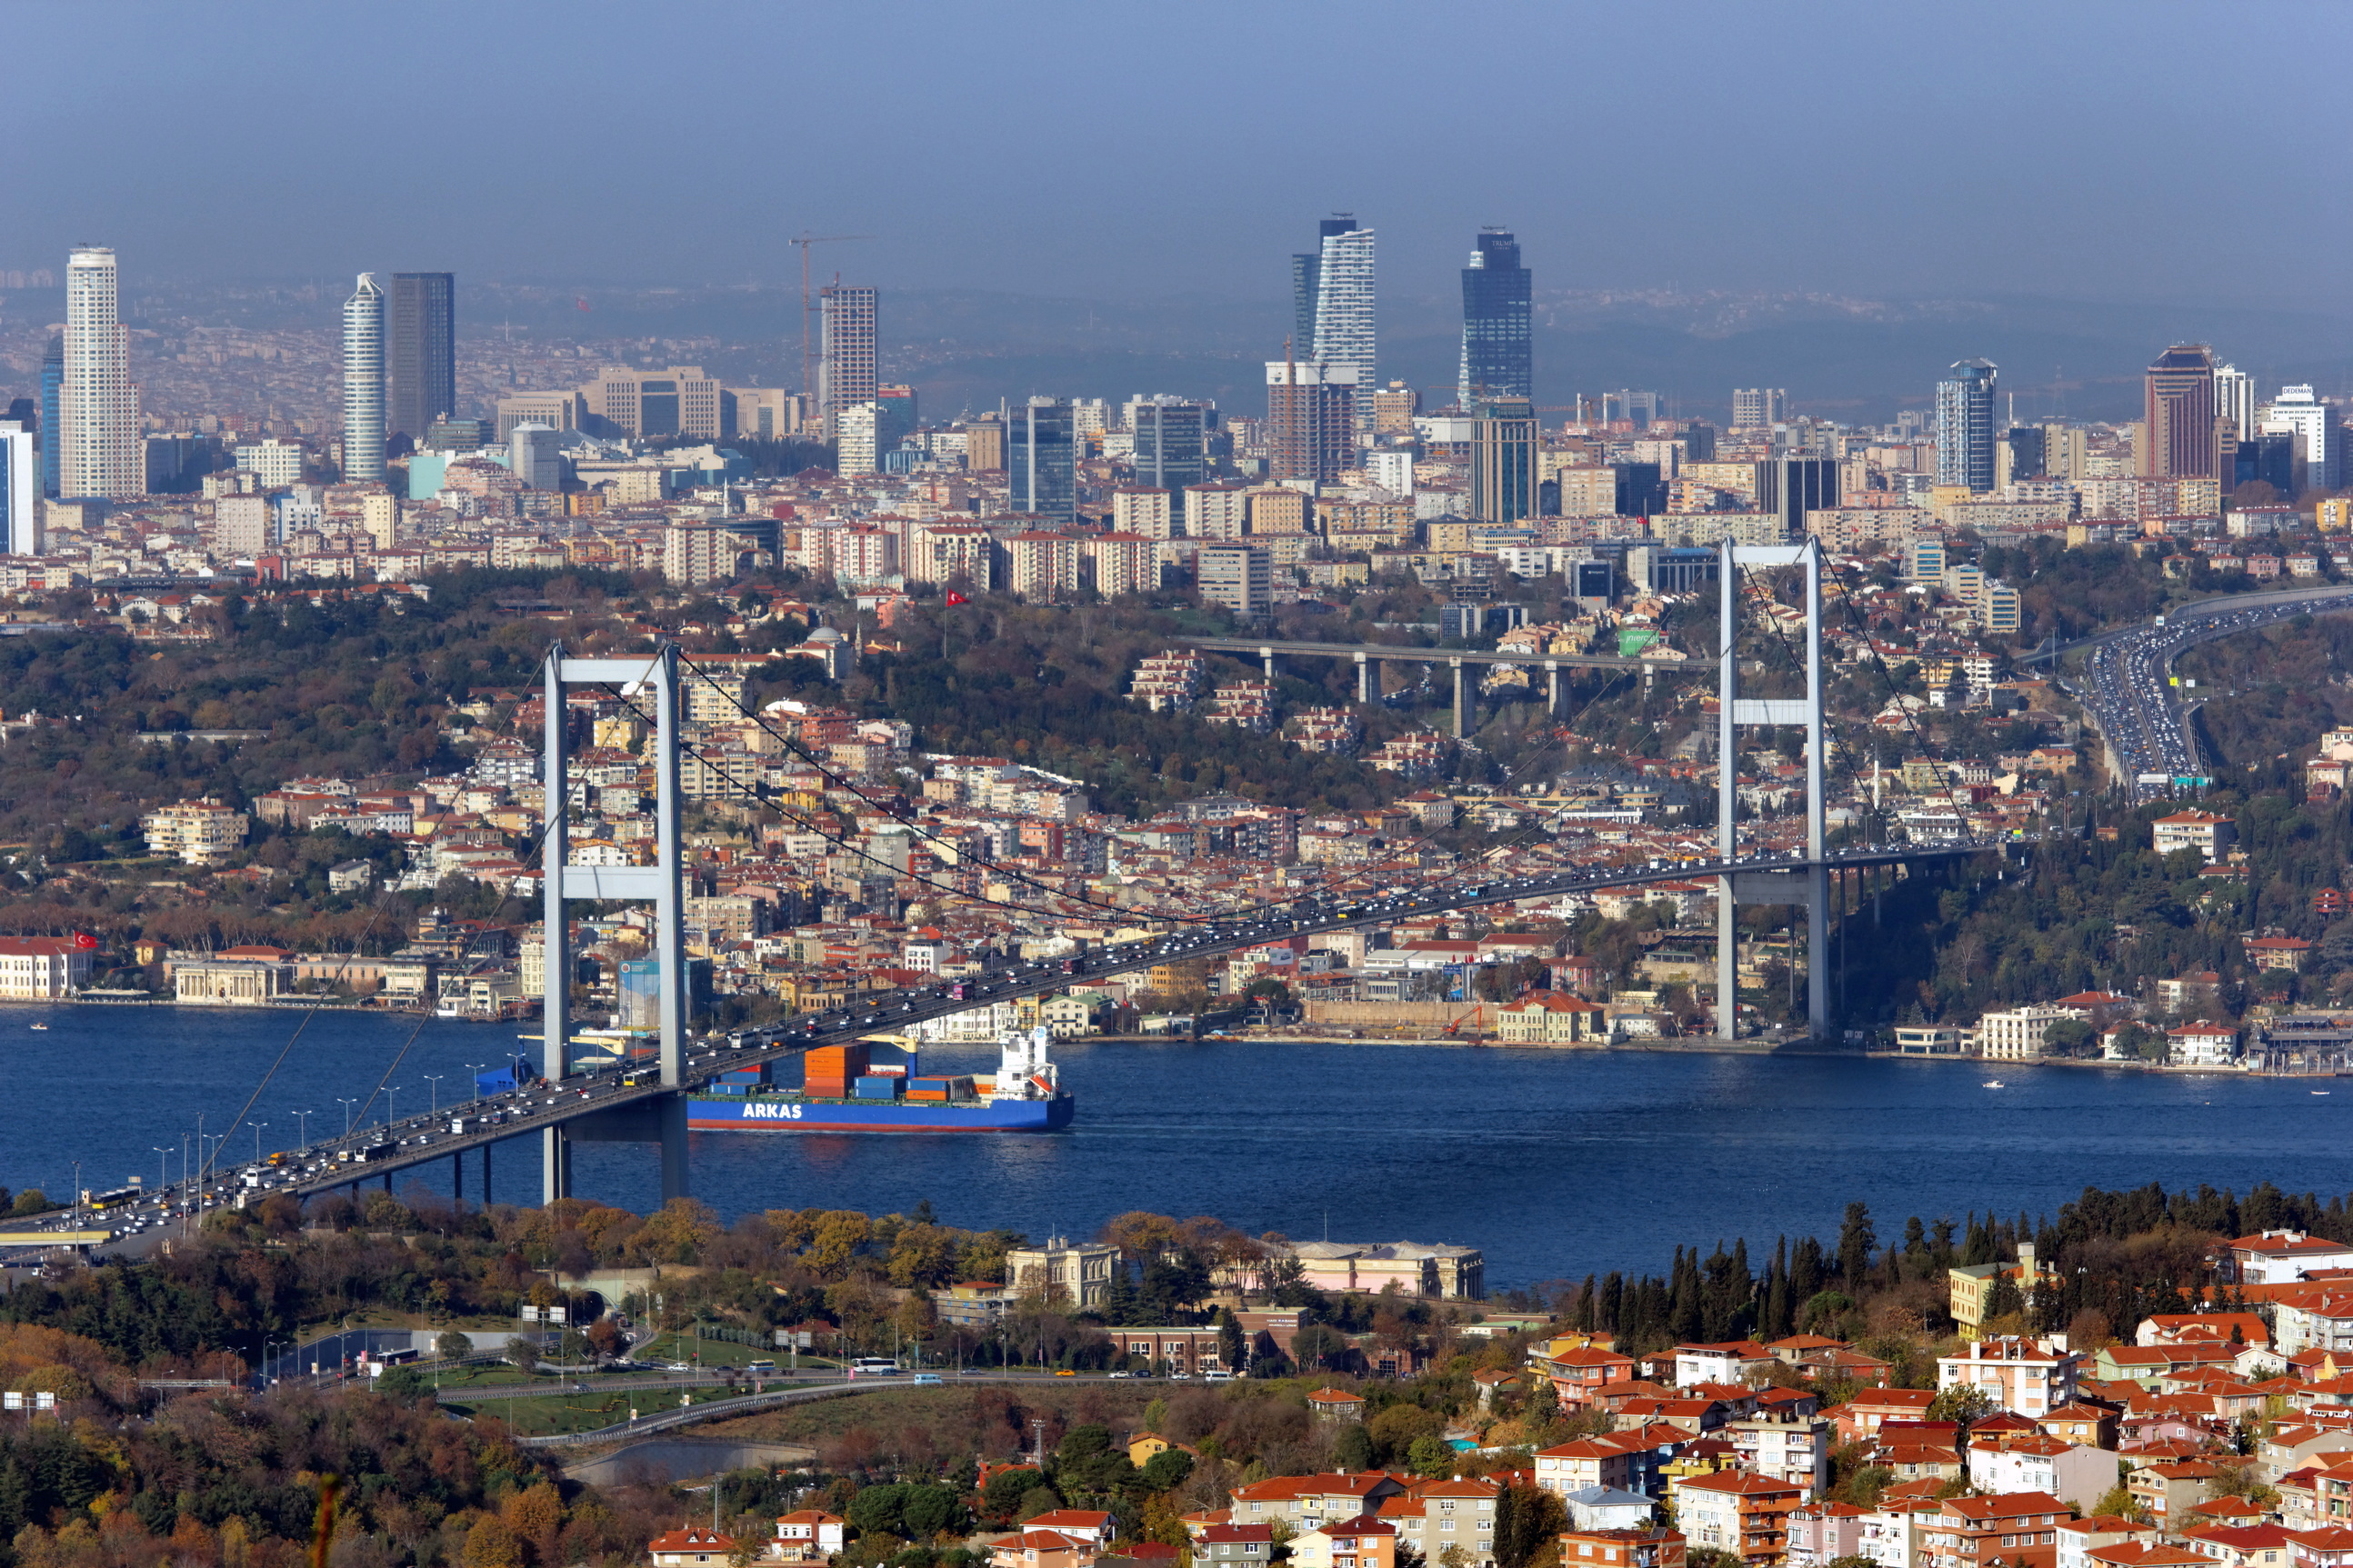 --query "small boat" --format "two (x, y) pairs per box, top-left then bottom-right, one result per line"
(28, 1022), (47, 1032)
(2314, 1090), (2332, 1095)
(1982, 1079), (2006, 1089)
